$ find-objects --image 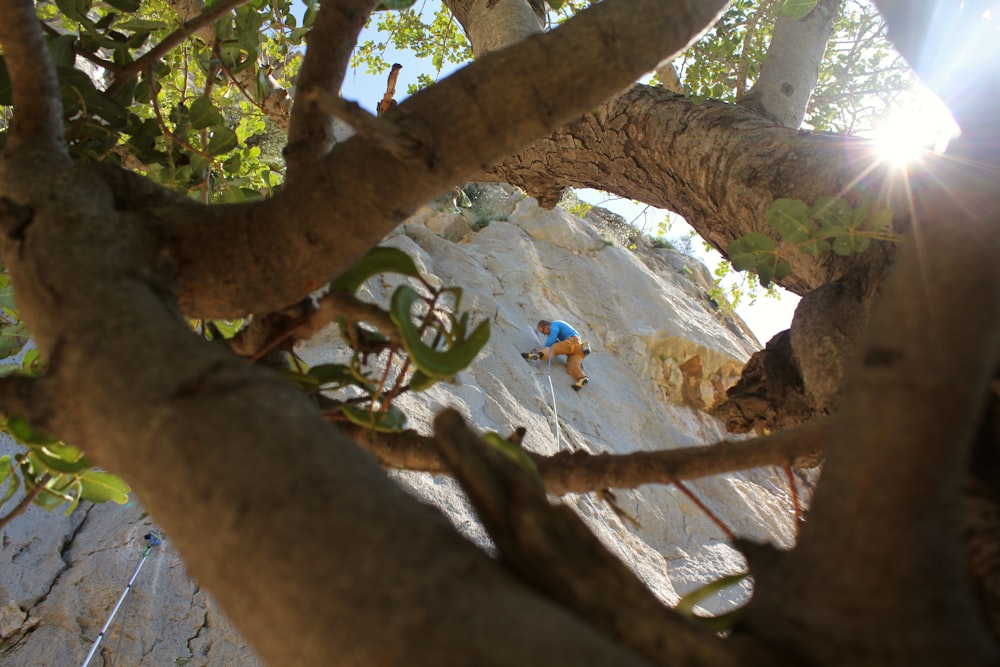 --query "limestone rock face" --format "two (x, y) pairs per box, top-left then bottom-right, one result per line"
(0, 186), (802, 666)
